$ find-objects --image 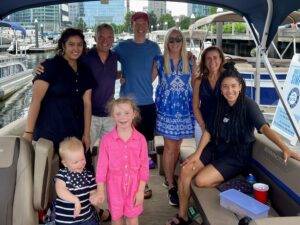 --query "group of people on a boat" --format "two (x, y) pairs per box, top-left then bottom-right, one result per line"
(22, 11), (300, 225)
